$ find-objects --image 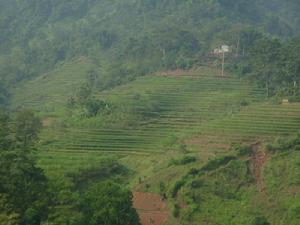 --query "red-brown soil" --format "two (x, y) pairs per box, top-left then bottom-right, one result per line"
(290, 186), (300, 196)
(42, 117), (56, 127)
(133, 192), (170, 225)
(251, 142), (268, 192)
